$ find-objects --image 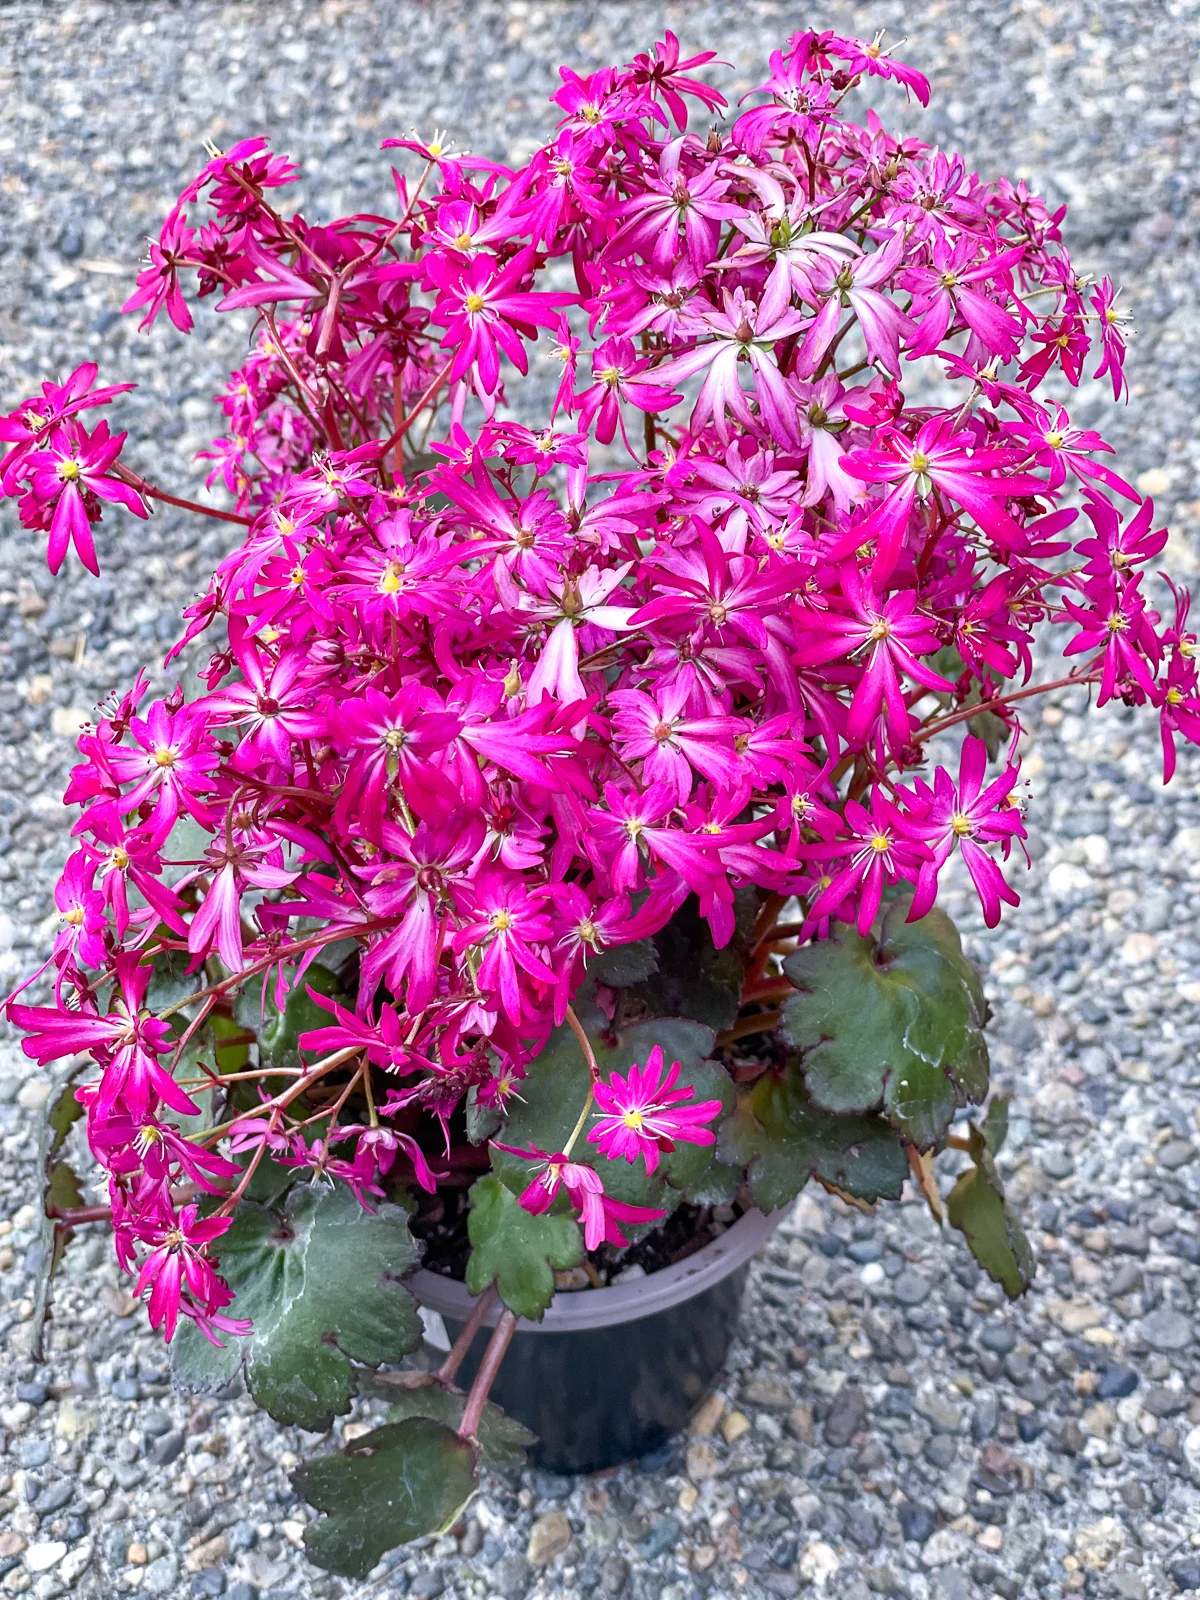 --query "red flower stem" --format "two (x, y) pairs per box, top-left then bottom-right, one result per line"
(217, 1132), (270, 1217)
(186, 1044), (364, 1148)
(114, 466), (253, 528)
(48, 1178), (221, 1227)
(263, 307), (341, 450)
(714, 1009), (782, 1048)
(166, 991), (217, 1075)
(458, 1307), (519, 1442)
(379, 357), (454, 459)
(437, 1283), (499, 1386)
(560, 1003), (600, 1159)
(913, 665), (1103, 745)
(564, 1004), (600, 1081)
(155, 921), (395, 1021)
